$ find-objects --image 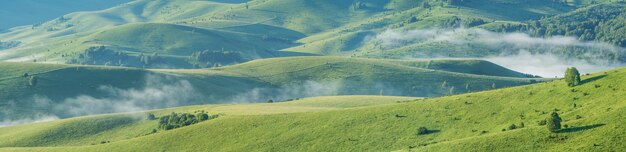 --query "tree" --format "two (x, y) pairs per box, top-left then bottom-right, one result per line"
(417, 127), (429, 135)
(29, 76), (38, 87)
(565, 67), (581, 87)
(547, 112), (562, 133)
(146, 113), (156, 120)
(197, 113), (209, 121)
